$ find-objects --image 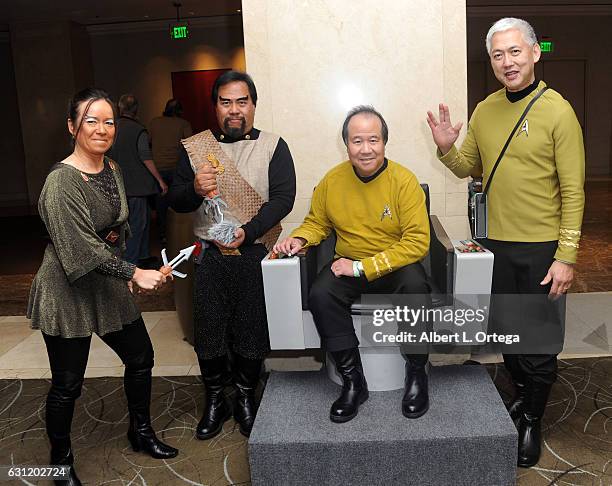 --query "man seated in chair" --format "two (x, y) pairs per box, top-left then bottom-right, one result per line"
(274, 106), (431, 423)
